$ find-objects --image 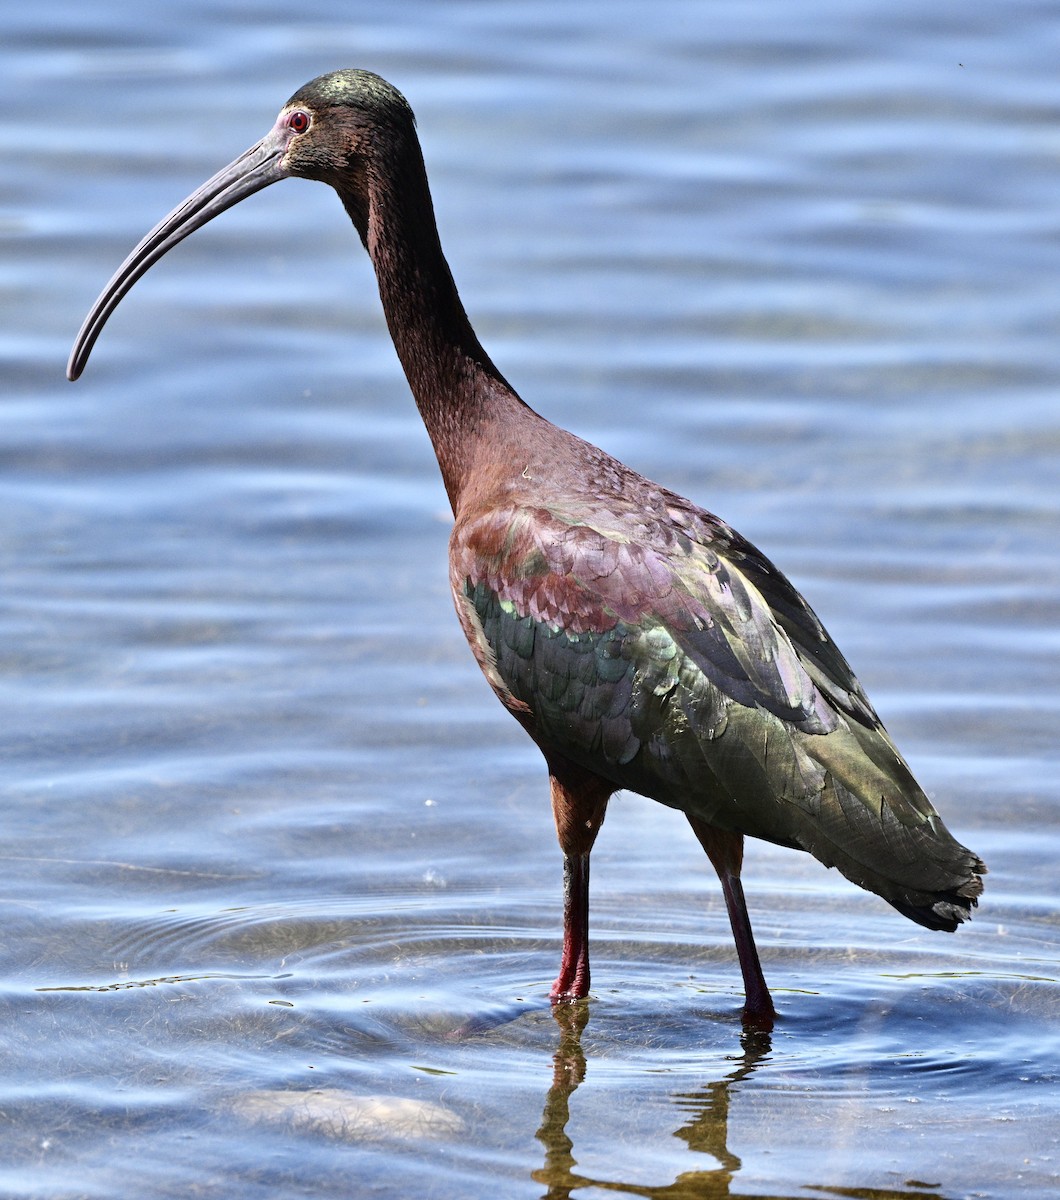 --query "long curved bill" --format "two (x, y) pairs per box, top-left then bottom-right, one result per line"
(67, 125), (290, 381)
